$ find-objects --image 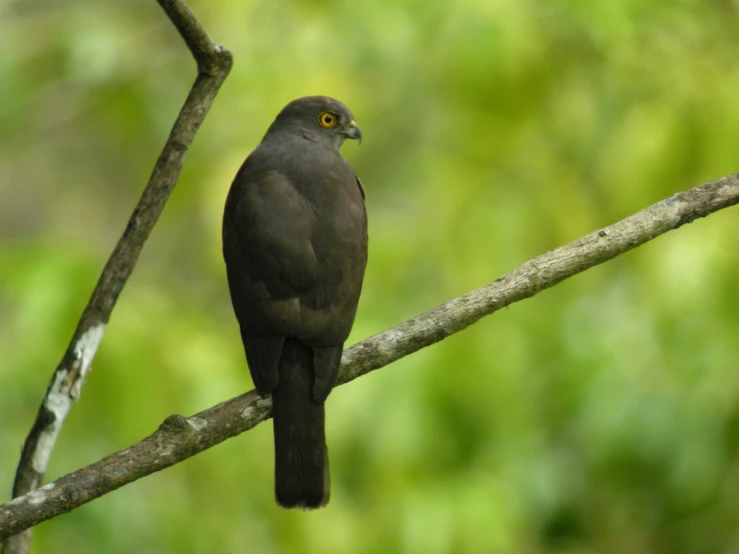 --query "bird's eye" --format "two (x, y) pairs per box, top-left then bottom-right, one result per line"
(318, 112), (337, 128)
